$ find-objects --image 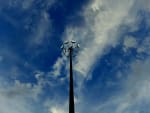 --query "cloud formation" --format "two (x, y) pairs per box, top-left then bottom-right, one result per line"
(0, 0), (150, 113)
(50, 0), (150, 112)
(93, 58), (150, 113)
(52, 0), (150, 79)
(52, 0), (134, 79)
